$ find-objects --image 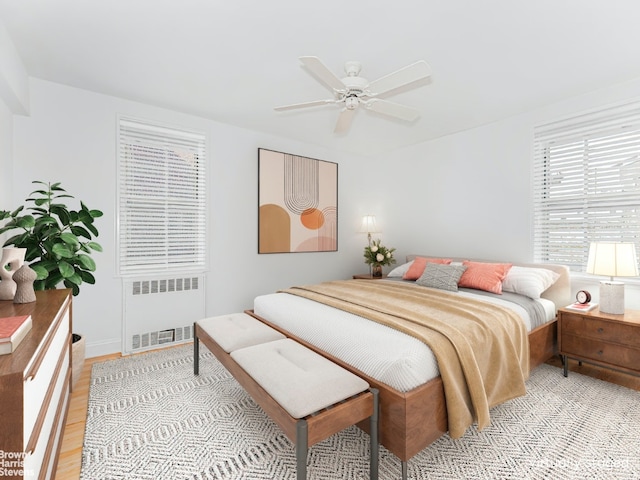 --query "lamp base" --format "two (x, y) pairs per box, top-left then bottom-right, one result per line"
(599, 281), (625, 315)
